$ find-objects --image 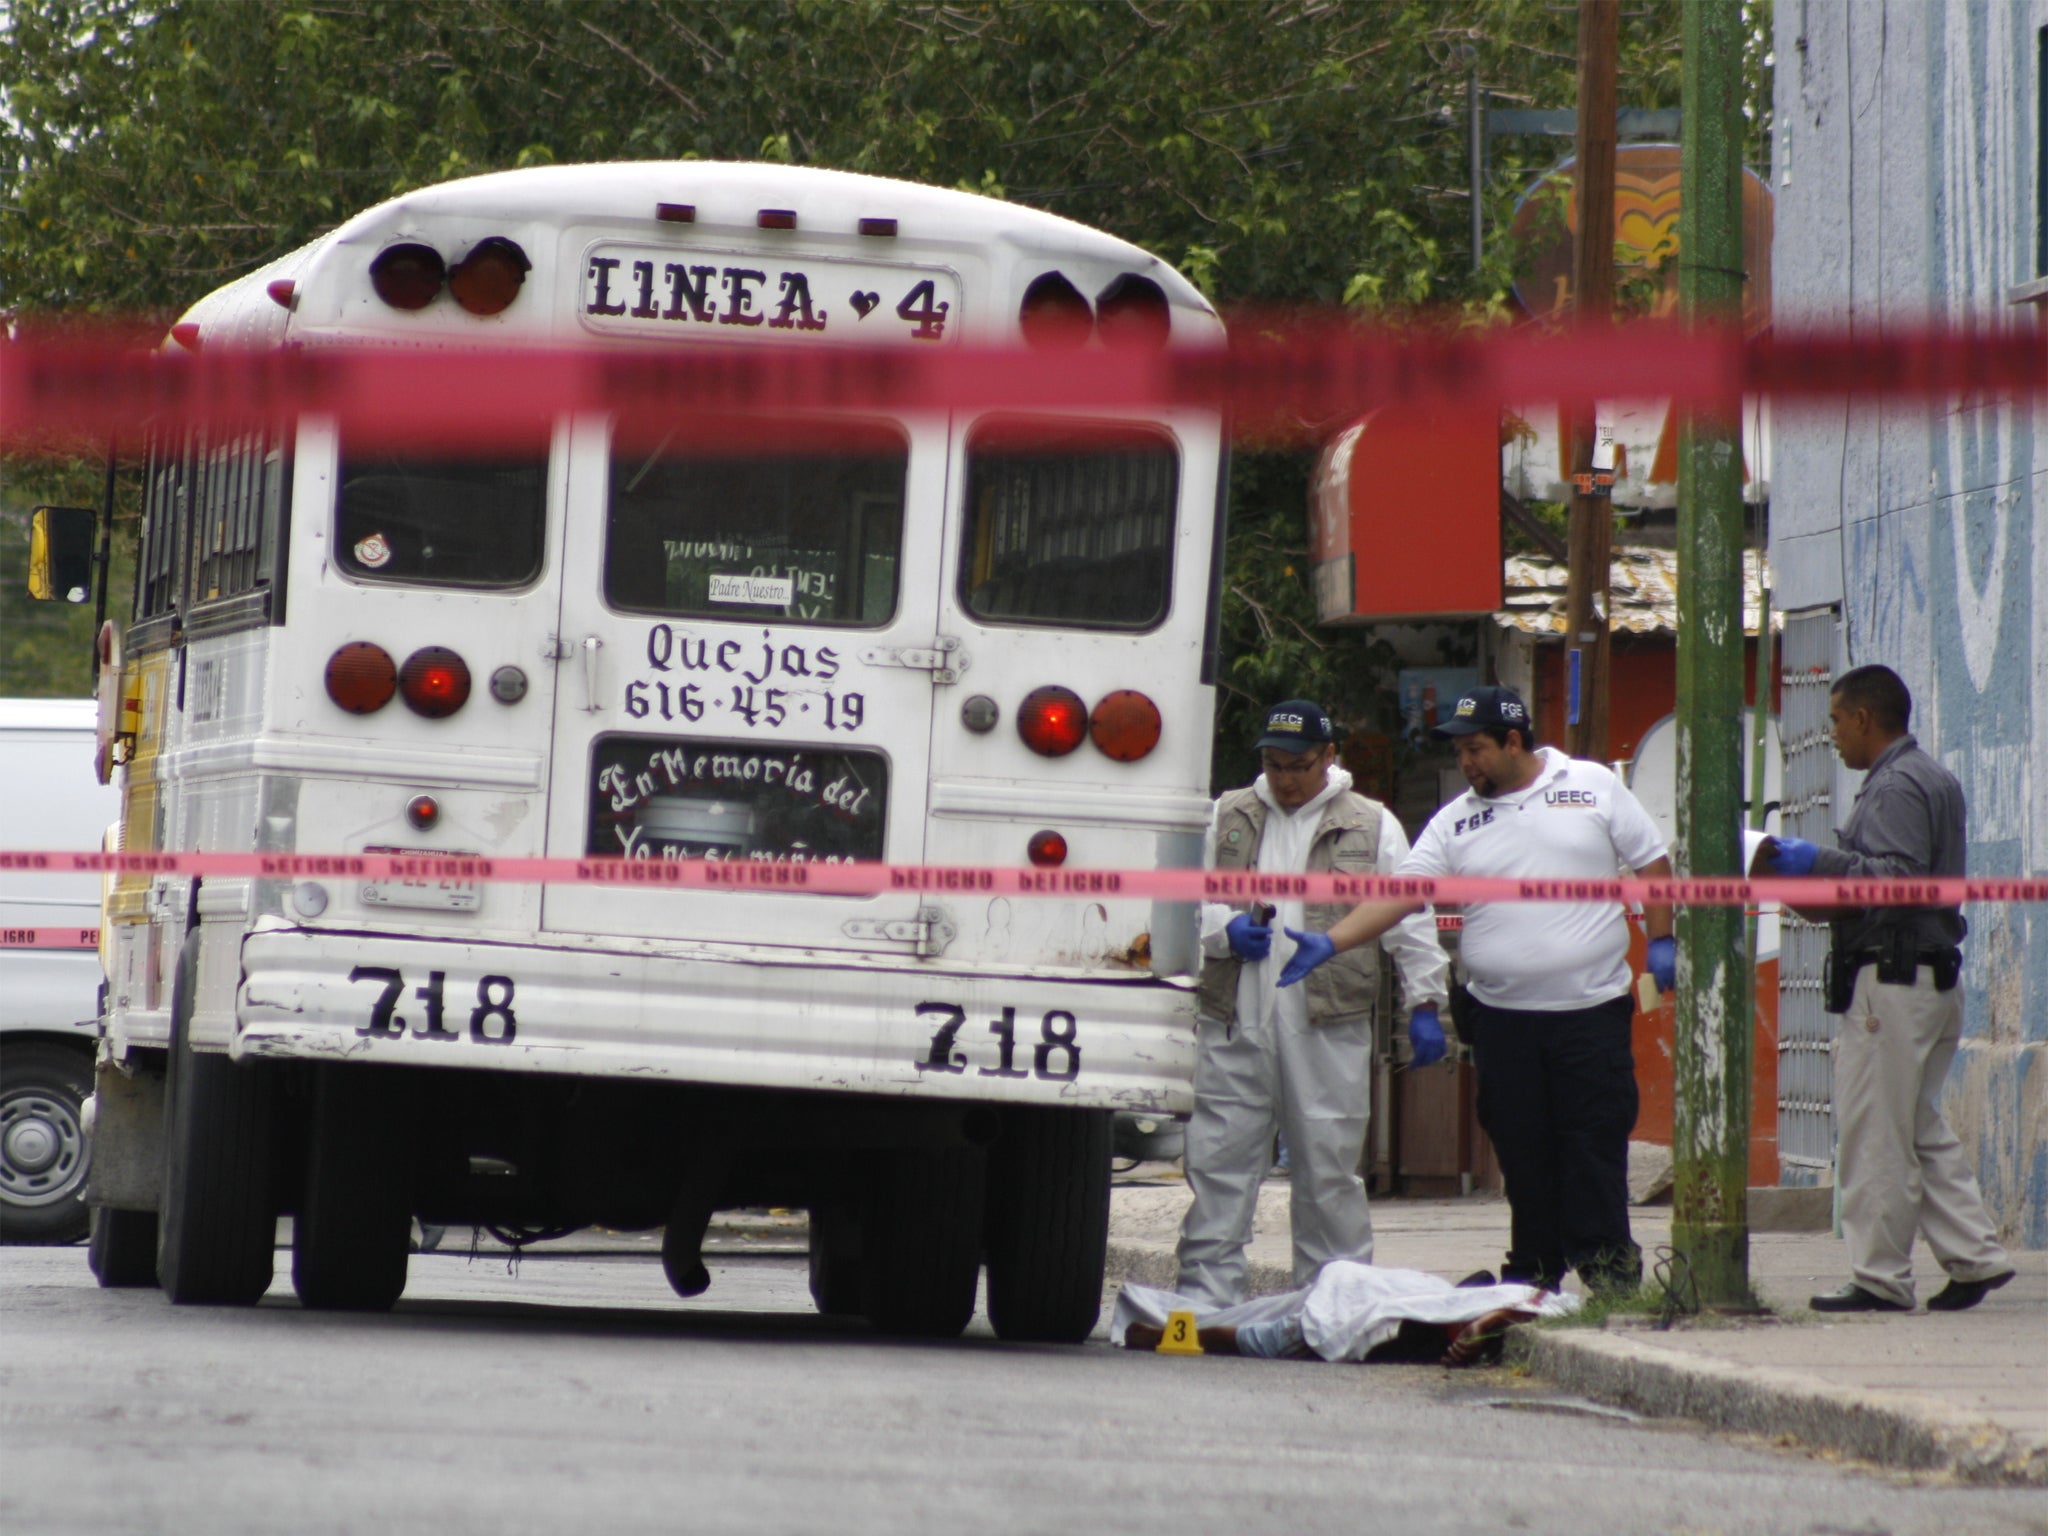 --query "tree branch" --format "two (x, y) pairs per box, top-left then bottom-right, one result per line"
(575, 16), (703, 122)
